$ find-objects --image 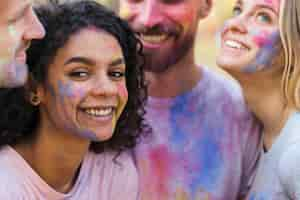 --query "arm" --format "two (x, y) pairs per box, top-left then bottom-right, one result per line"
(238, 112), (262, 198)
